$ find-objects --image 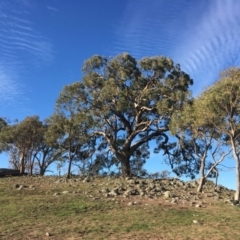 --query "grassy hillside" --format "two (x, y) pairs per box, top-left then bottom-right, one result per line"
(0, 175), (239, 240)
